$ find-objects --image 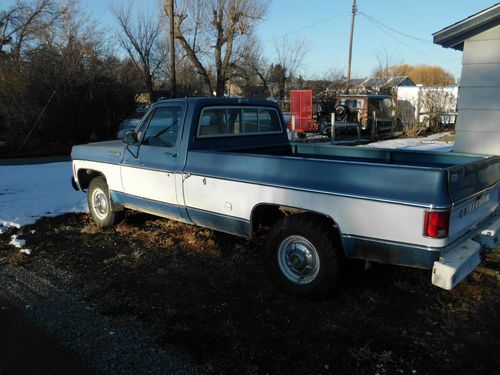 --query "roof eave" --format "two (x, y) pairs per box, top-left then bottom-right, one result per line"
(433, 3), (500, 50)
